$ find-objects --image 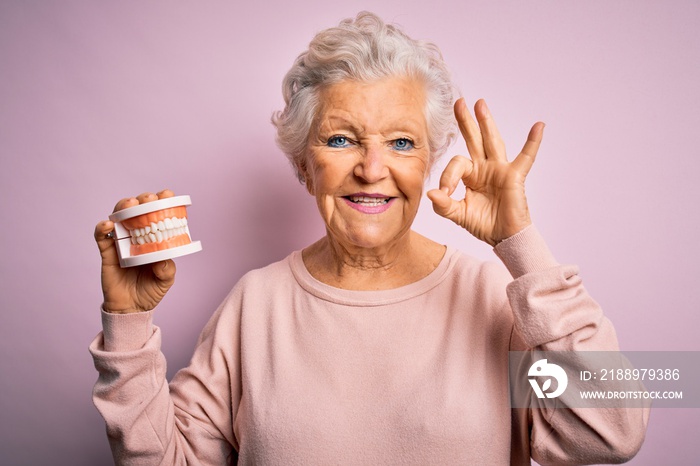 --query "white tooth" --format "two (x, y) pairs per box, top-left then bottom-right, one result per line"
(174, 217), (182, 228)
(131, 229), (139, 237)
(151, 222), (158, 232)
(139, 227), (146, 237)
(157, 220), (165, 231)
(148, 233), (157, 243)
(156, 231), (163, 242)
(131, 236), (137, 245)
(164, 218), (174, 230)
(137, 236), (145, 245)
(182, 218), (188, 226)
(144, 226), (151, 234)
